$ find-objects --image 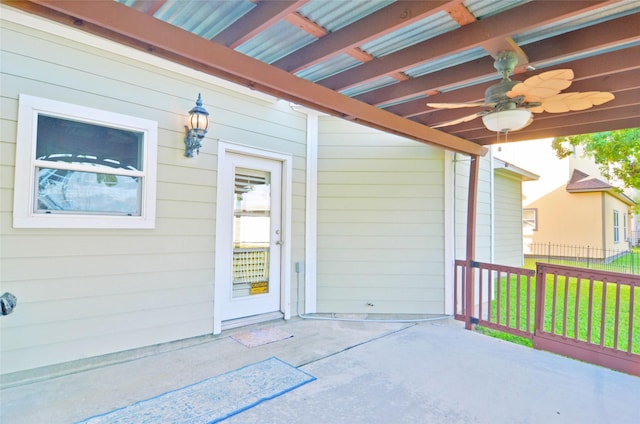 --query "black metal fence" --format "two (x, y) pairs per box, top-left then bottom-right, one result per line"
(525, 242), (638, 275)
